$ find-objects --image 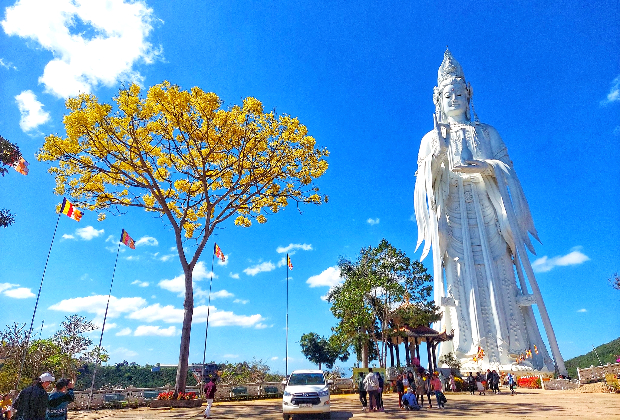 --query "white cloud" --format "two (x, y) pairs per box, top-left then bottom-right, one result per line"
(233, 299), (249, 305)
(306, 266), (342, 288)
(254, 323), (271, 329)
(116, 327), (132, 336)
(75, 226), (104, 240)
(276, 256), (287, 268)
(276, 243), (313, 254)
(270, 356), (278, 361)
(4, 287), (35, 299)
(243, 261), (276, 276)
(134, 325), (178, 337)
(62, 234), (75, 240)
(131, 280), (149, 288)
(210, 290), (234, 299)
(222, 354), (239, 359)
(0, 283), (18, 293)
(532, 248), (590, 273)
(135, 236), (158, 247)
(127, 303), (182, 323)
(158, 262), (216, 296)
(1, 0), (161, 98)
(229, 272), (240, 279)
(577, 308), (587, 313)
(15, 90), (50, 132)
(49, 295), (147, 318)
(126, 303), (266, 328)
(601, 75), (620, 105)
(367, 217), (380, 226)
(0, 58), (16, 70)
(159, 254), (176, 262)
(112, 347), (138, 358)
